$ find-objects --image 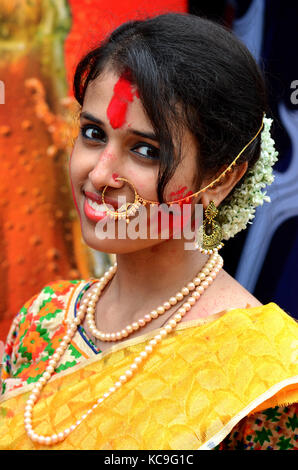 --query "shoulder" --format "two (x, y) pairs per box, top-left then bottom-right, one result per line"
(1, 279), (90, 396)
(217, 269), (264, 308)
(5, 279), (85, 344)
(188, 268), (263, 320)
